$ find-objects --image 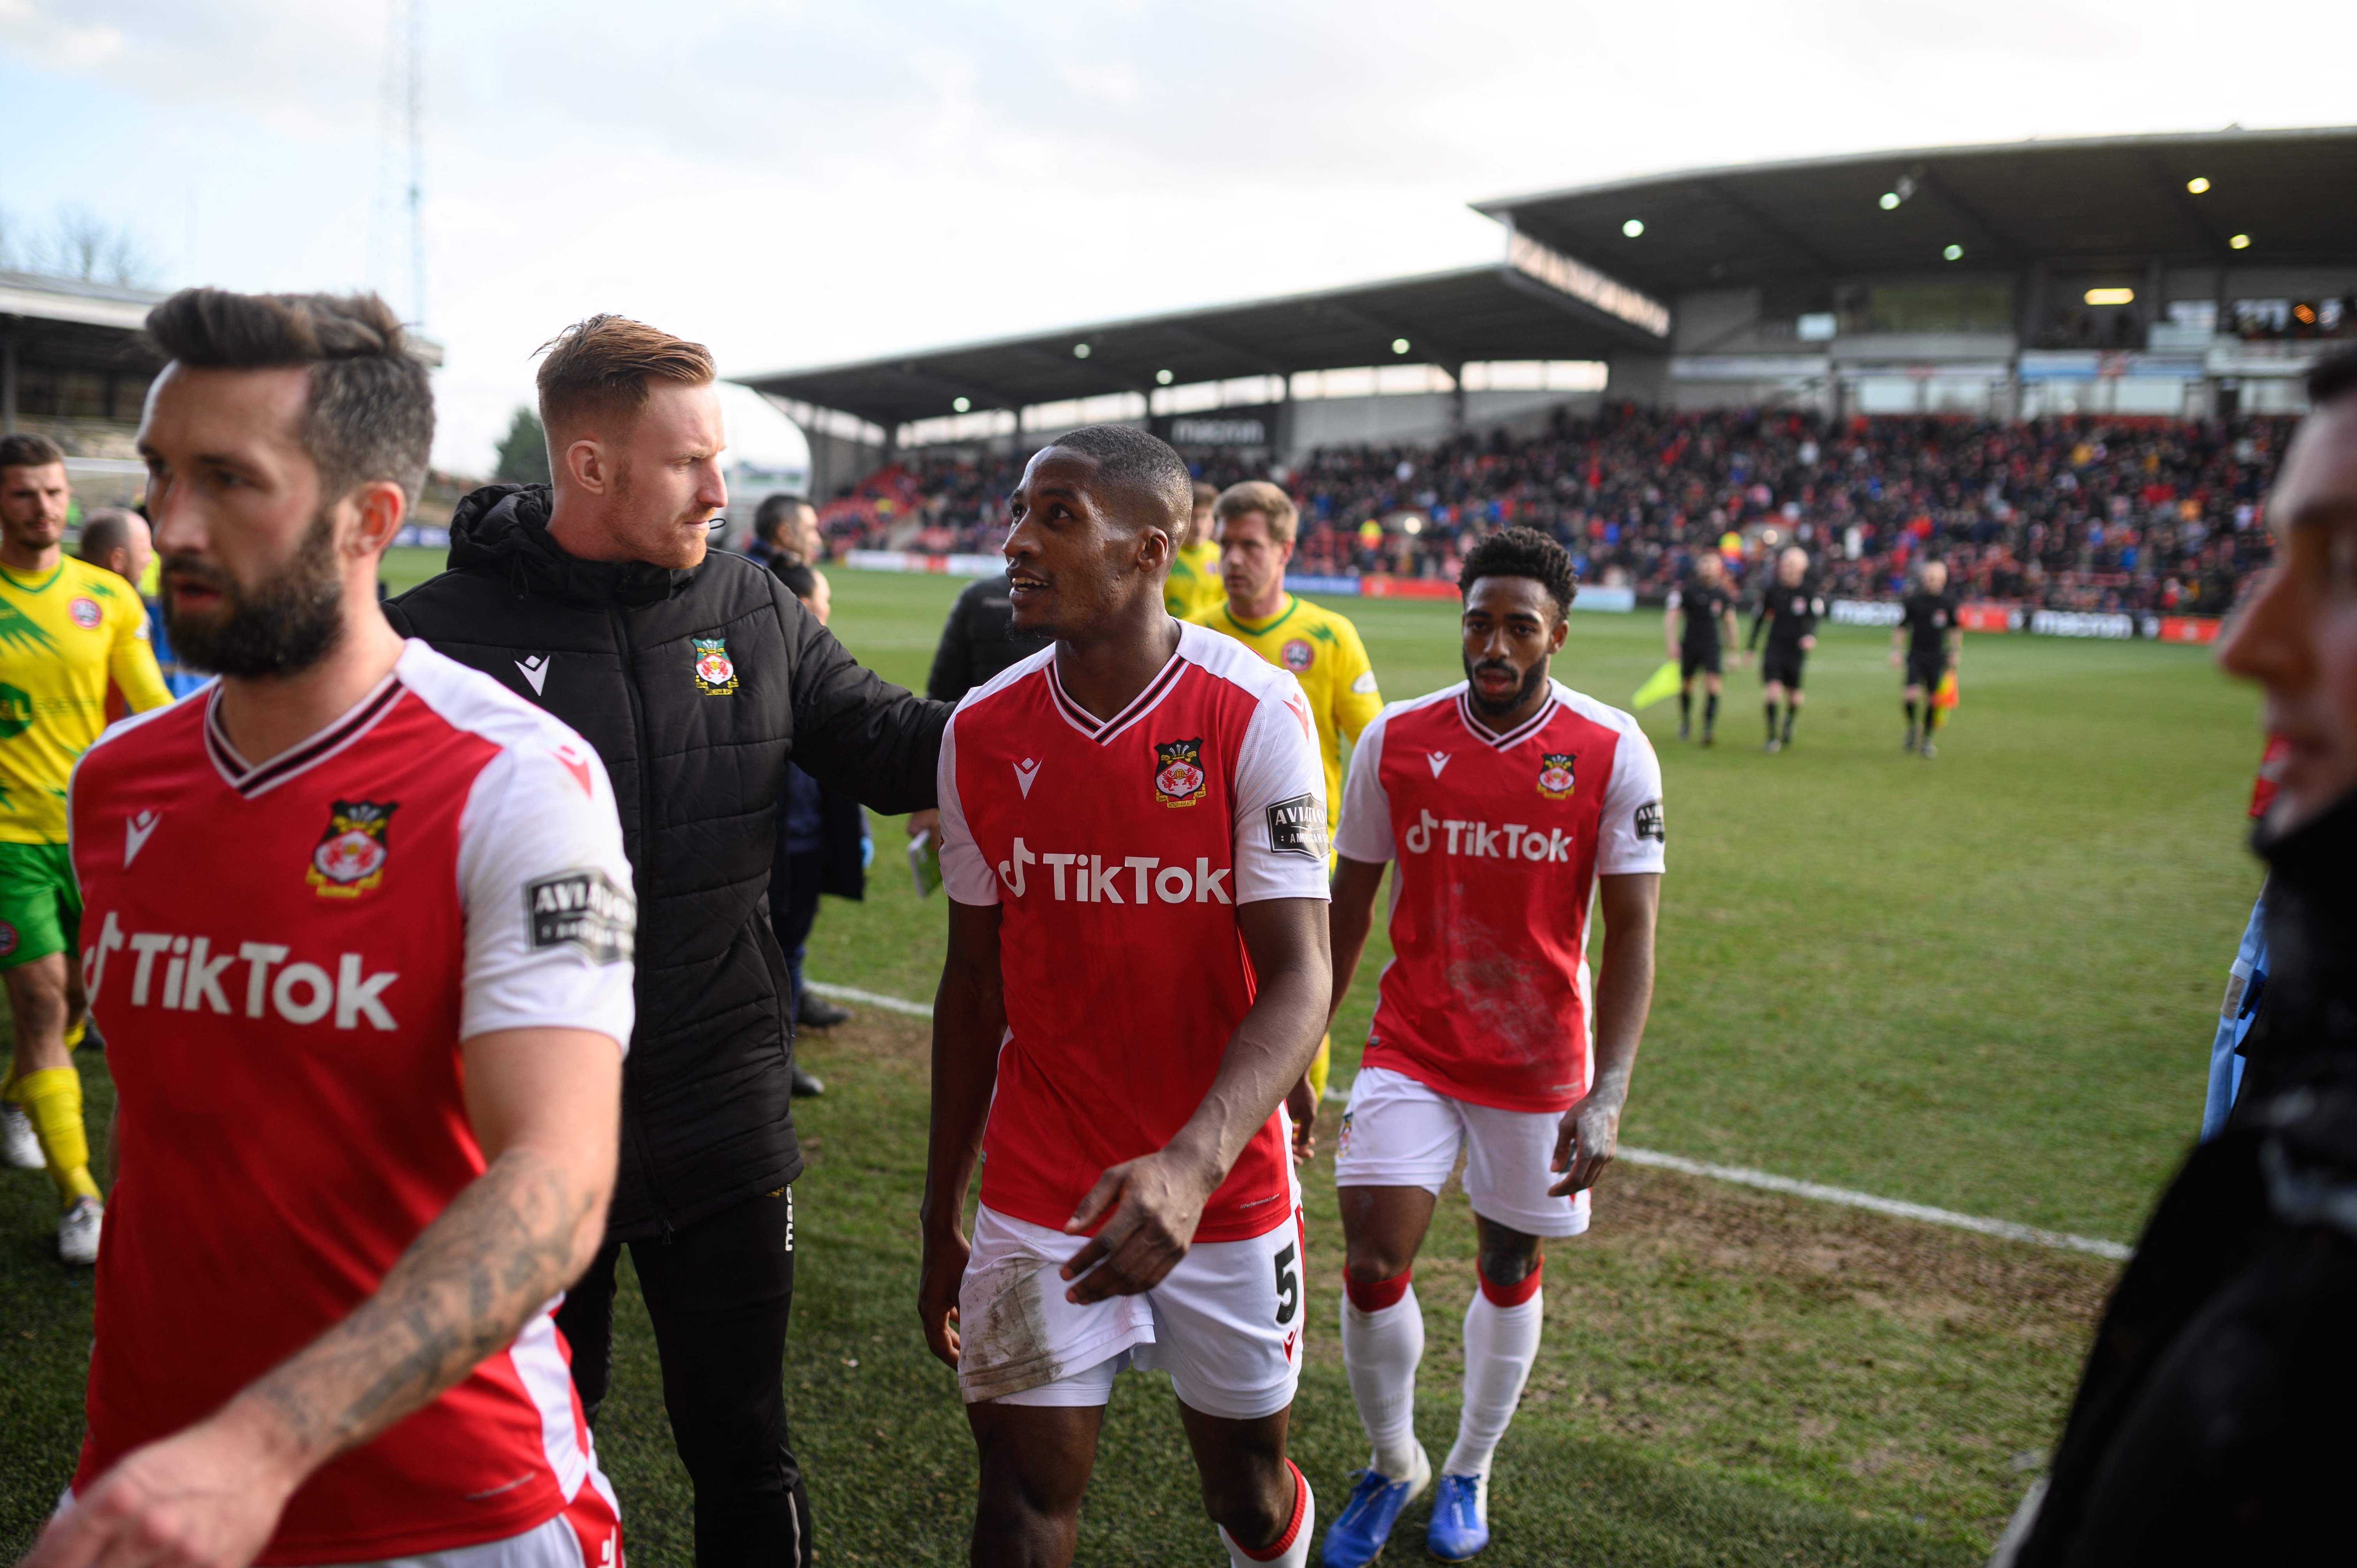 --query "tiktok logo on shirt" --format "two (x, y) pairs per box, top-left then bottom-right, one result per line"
(1401, 809), (1574, 863)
